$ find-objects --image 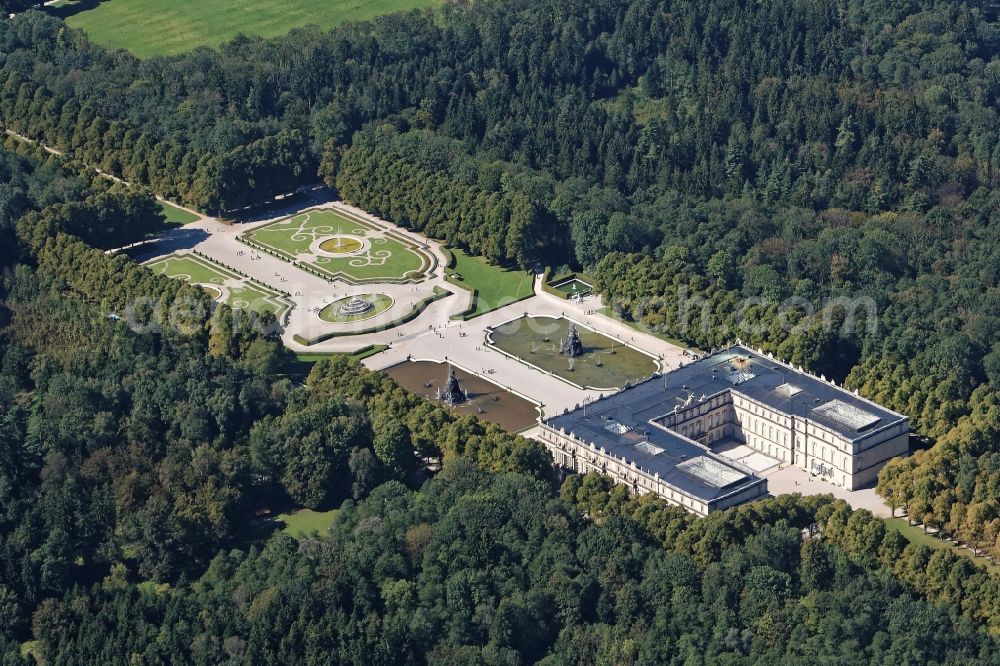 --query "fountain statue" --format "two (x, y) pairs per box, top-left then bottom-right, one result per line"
(338, 295), (374, 317)
(437, 366), (467, 406)
(560, 323), (584, 357)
